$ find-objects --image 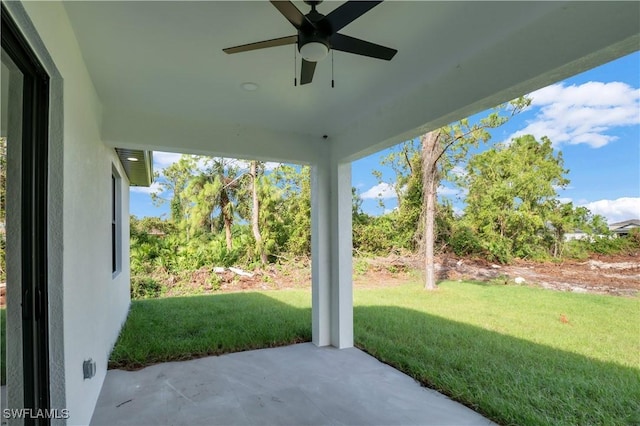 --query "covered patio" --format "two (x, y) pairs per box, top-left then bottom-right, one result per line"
(90, 344), (493, 426)
(1, 1), (638, 424)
